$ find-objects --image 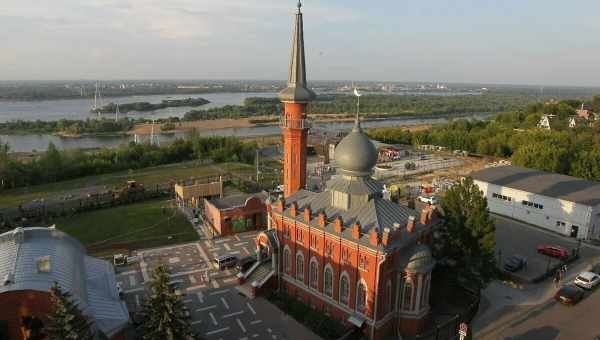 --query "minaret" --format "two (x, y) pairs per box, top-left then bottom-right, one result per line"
(279, 1), (316, 198)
